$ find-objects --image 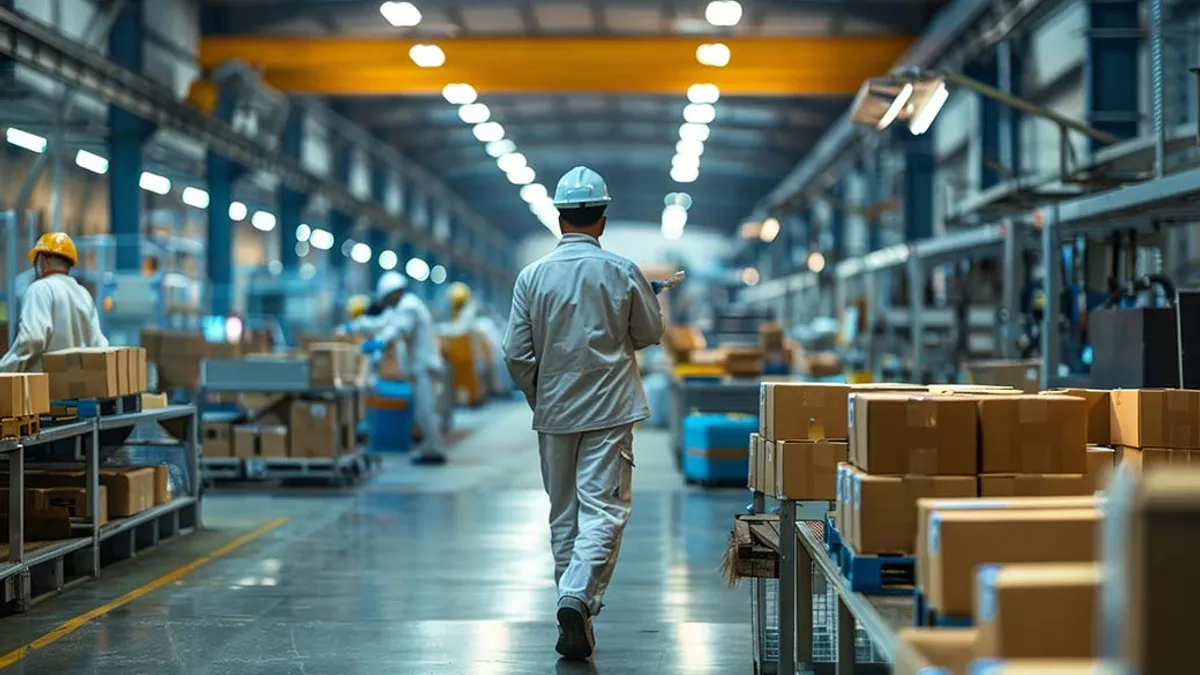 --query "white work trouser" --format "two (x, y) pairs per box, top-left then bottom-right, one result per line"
(538, 424), (635, 616)
(412, 368), (444, 452)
